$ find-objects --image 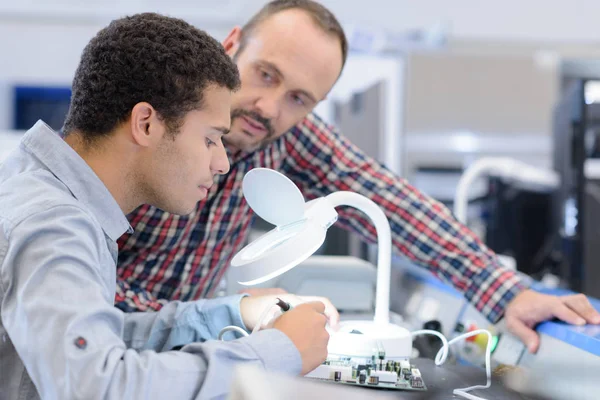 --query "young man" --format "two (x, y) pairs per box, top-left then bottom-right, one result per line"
(117, 0), (600, 354)
(0, 13), (333, 399)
